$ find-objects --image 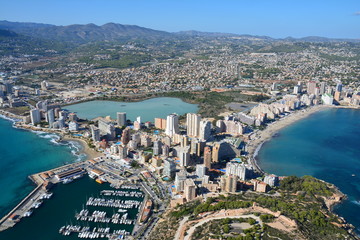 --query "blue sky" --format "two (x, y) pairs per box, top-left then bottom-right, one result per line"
(0, 0), (359, 38)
